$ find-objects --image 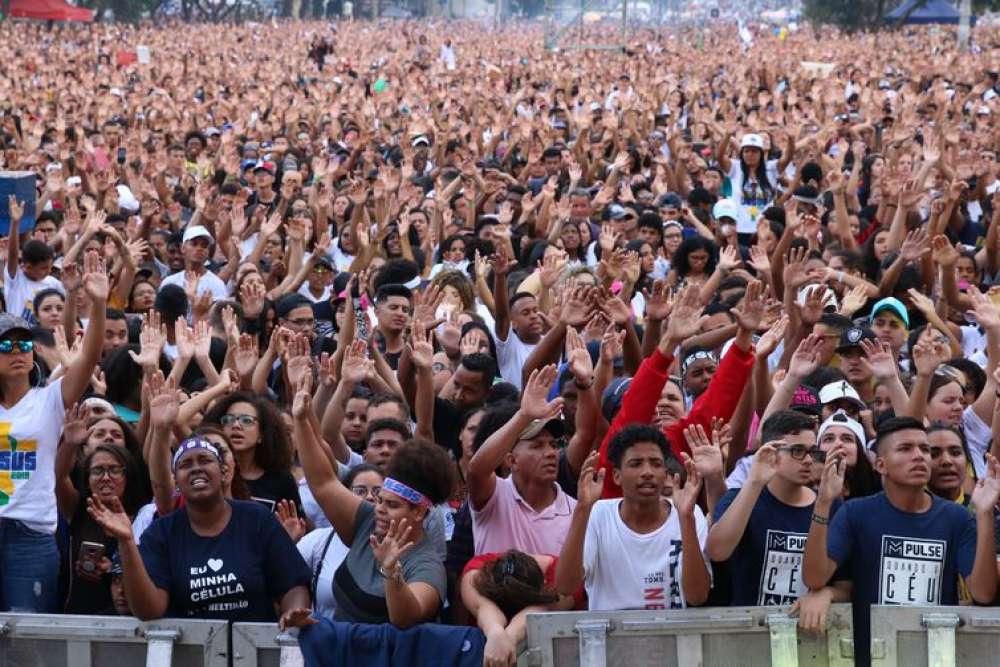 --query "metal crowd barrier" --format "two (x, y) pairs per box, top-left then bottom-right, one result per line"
(0, 614), (228, 667)
(870, 605), (1000, 667)
(519, 605), (855, 667)
(231, 624), (304, 667)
